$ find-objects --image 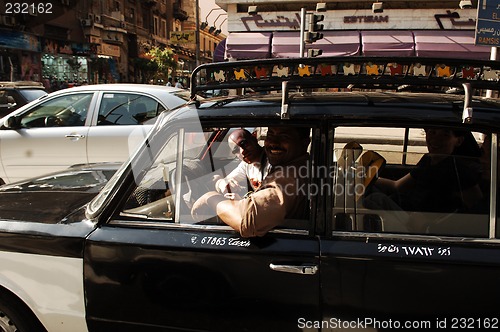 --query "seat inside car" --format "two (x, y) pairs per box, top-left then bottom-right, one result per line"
(132, 102), (148, 123)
